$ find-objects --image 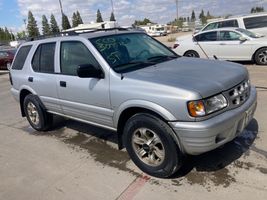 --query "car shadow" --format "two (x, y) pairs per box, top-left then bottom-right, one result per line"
(171, 118), (259, 178)
(47, 116), (259, 179)
(51, 115), (118, 144)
